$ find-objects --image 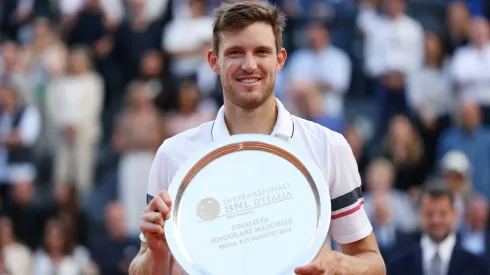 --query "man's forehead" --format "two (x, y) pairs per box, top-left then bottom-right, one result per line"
(421, 196), (452, 207)
(219, 23), (275, 50)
